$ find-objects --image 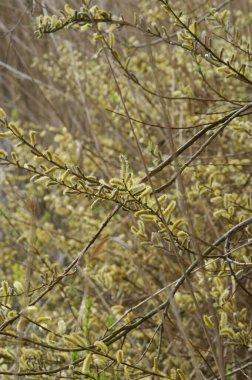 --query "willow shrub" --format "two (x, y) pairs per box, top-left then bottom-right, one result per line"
(0, 1), (252, 379)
